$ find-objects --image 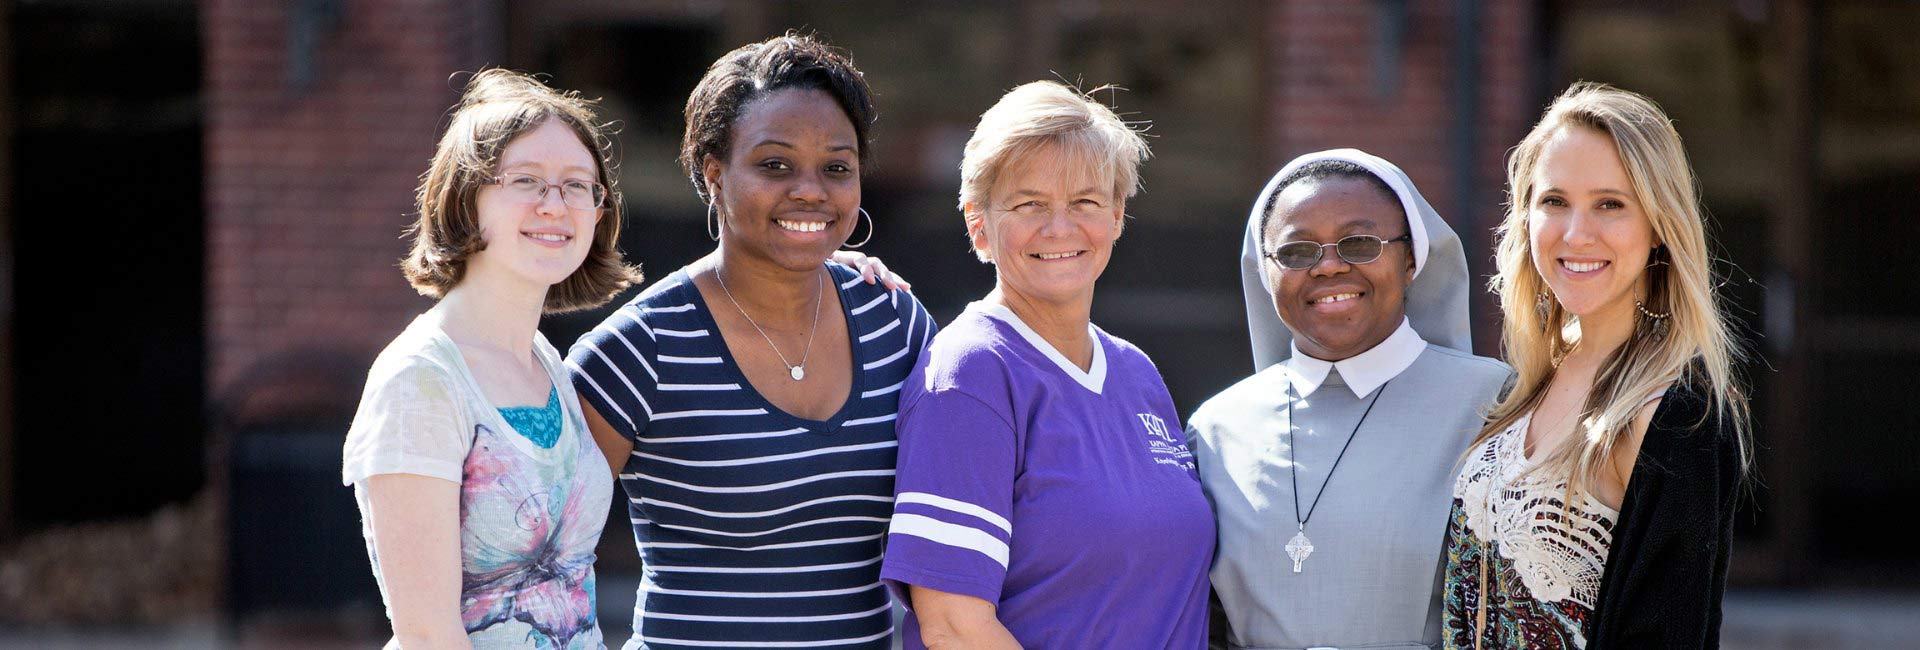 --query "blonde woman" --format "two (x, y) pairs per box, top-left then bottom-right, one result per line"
(879, 81), (1212, 648)
(1440, 82), (1751, 649)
